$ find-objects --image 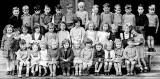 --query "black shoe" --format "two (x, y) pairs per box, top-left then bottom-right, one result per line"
(97, 72), (100, 76)
(6, 71), (10, 75)
(152, 48), (156, 52)
(148, 48), (152, 52)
